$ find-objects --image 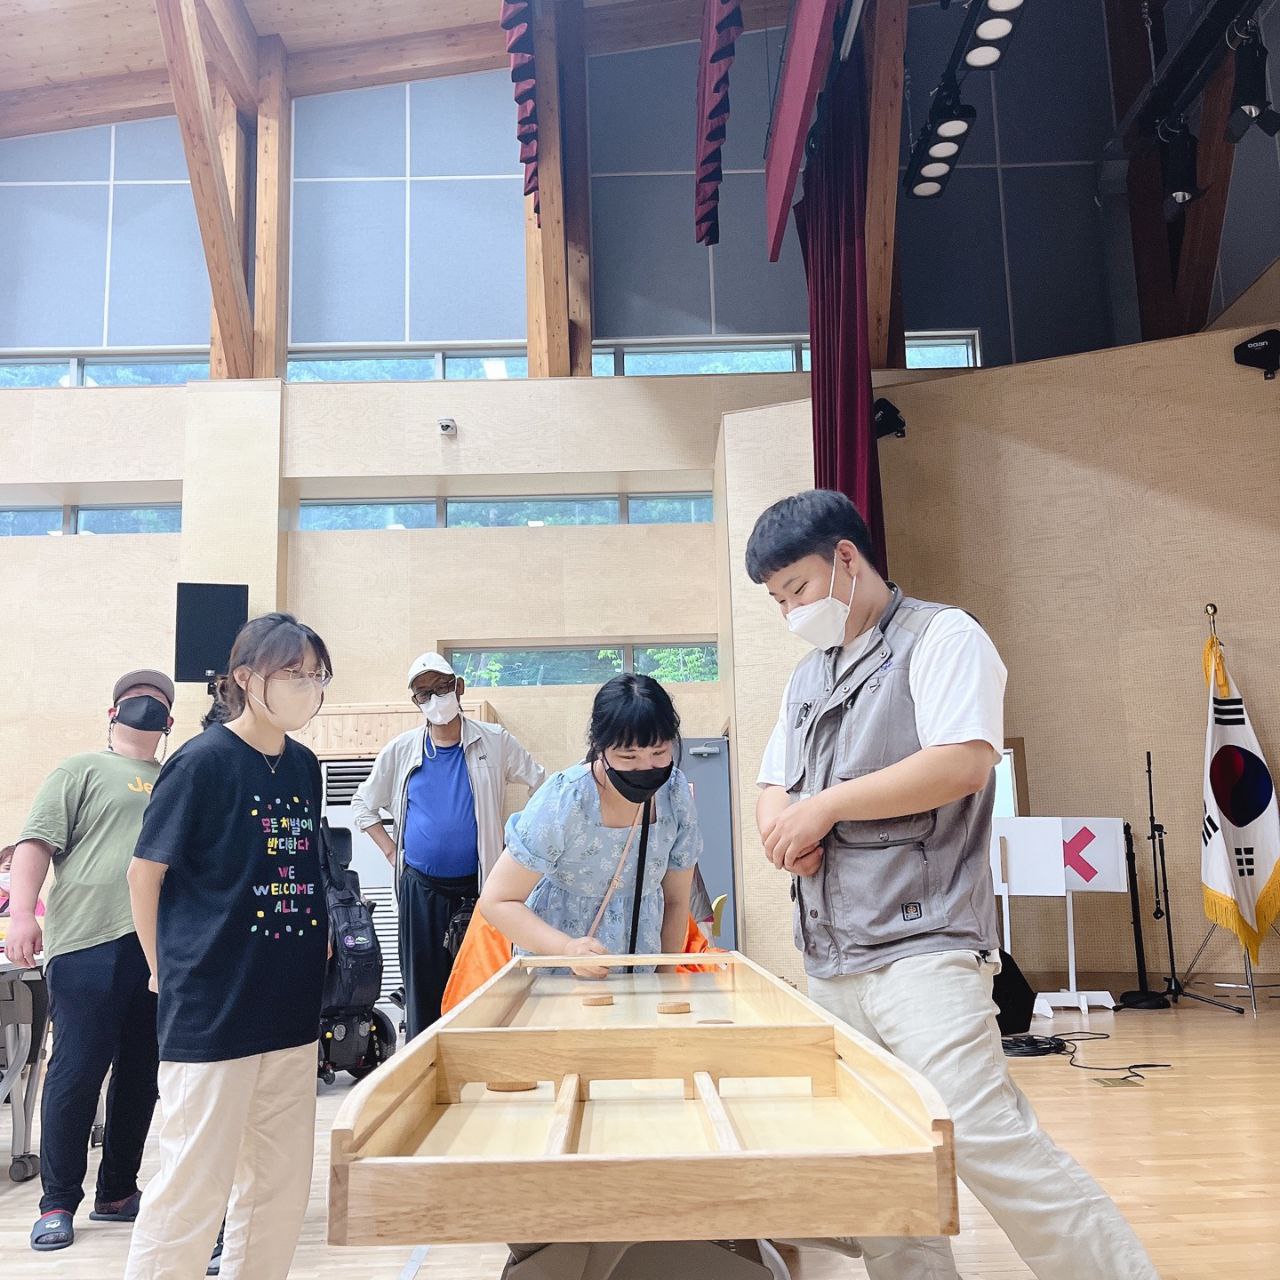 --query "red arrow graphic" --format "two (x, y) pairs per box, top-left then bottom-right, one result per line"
(1063, 826), (1098, 883)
